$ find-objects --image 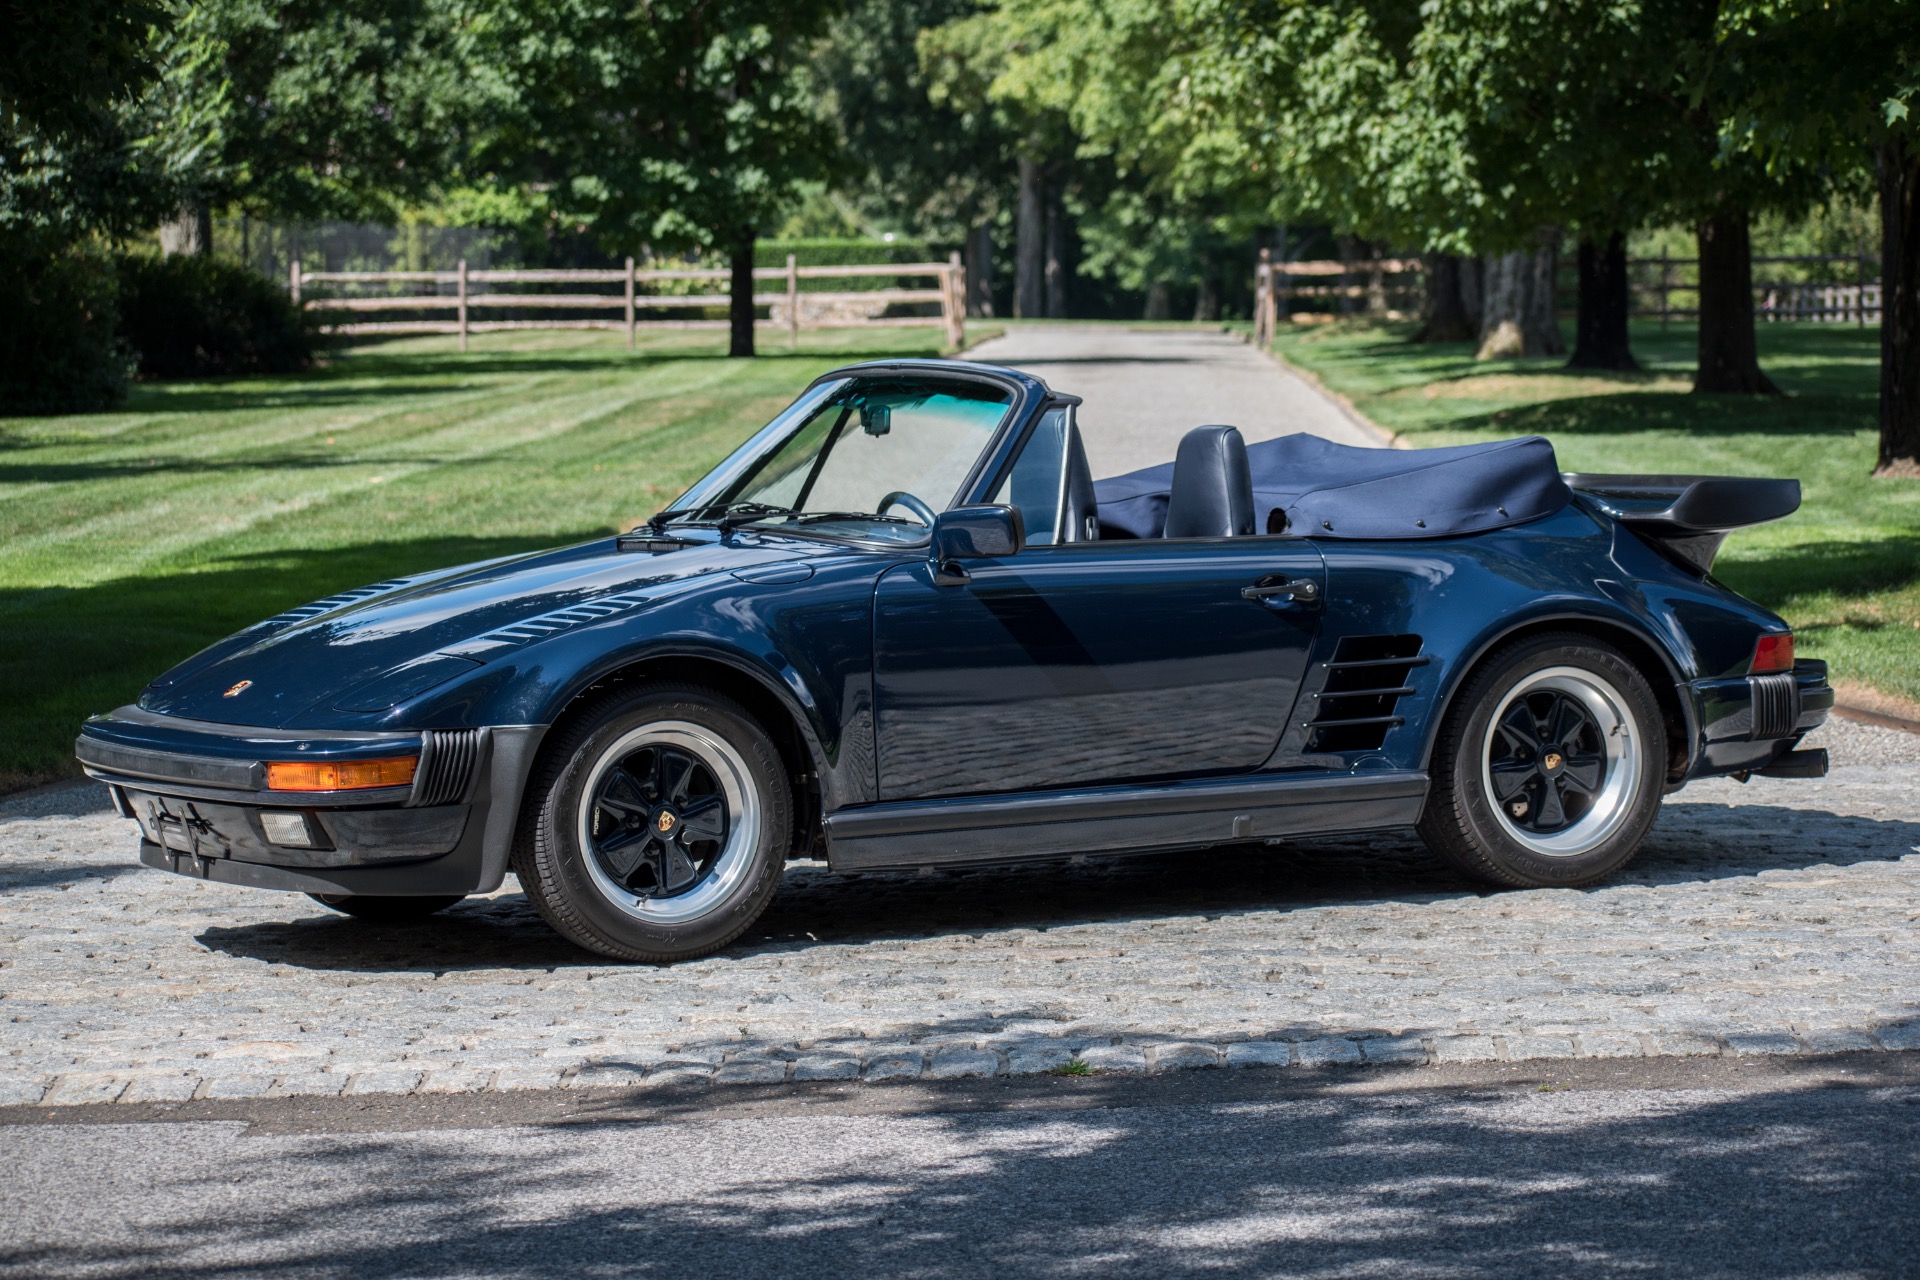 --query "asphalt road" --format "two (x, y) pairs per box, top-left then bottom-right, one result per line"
(4, 1053), (1916, 1279)
(965, 324), (1384, 477)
